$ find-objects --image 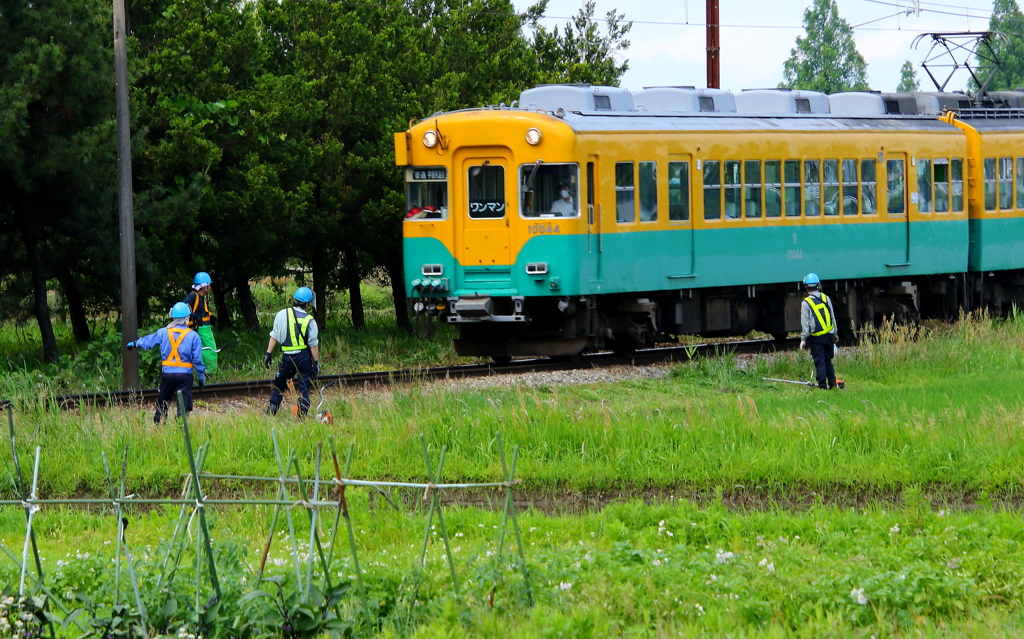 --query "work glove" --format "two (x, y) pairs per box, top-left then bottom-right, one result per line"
(197, 372), (205, 390)
(125, 341), (136, 351)
(312, 360), (320, 378)
(263, 351), (273, 368)
(799, 340), (806, 350)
